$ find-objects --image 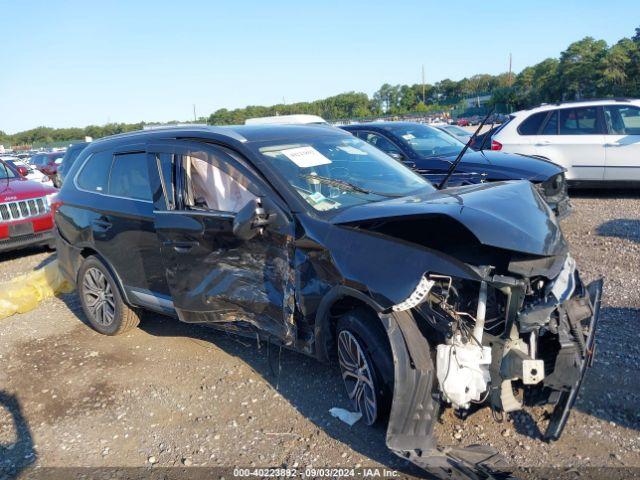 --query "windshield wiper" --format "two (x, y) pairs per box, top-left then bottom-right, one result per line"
(300, 174), (403, 198)
(437, 108), (495, 190)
